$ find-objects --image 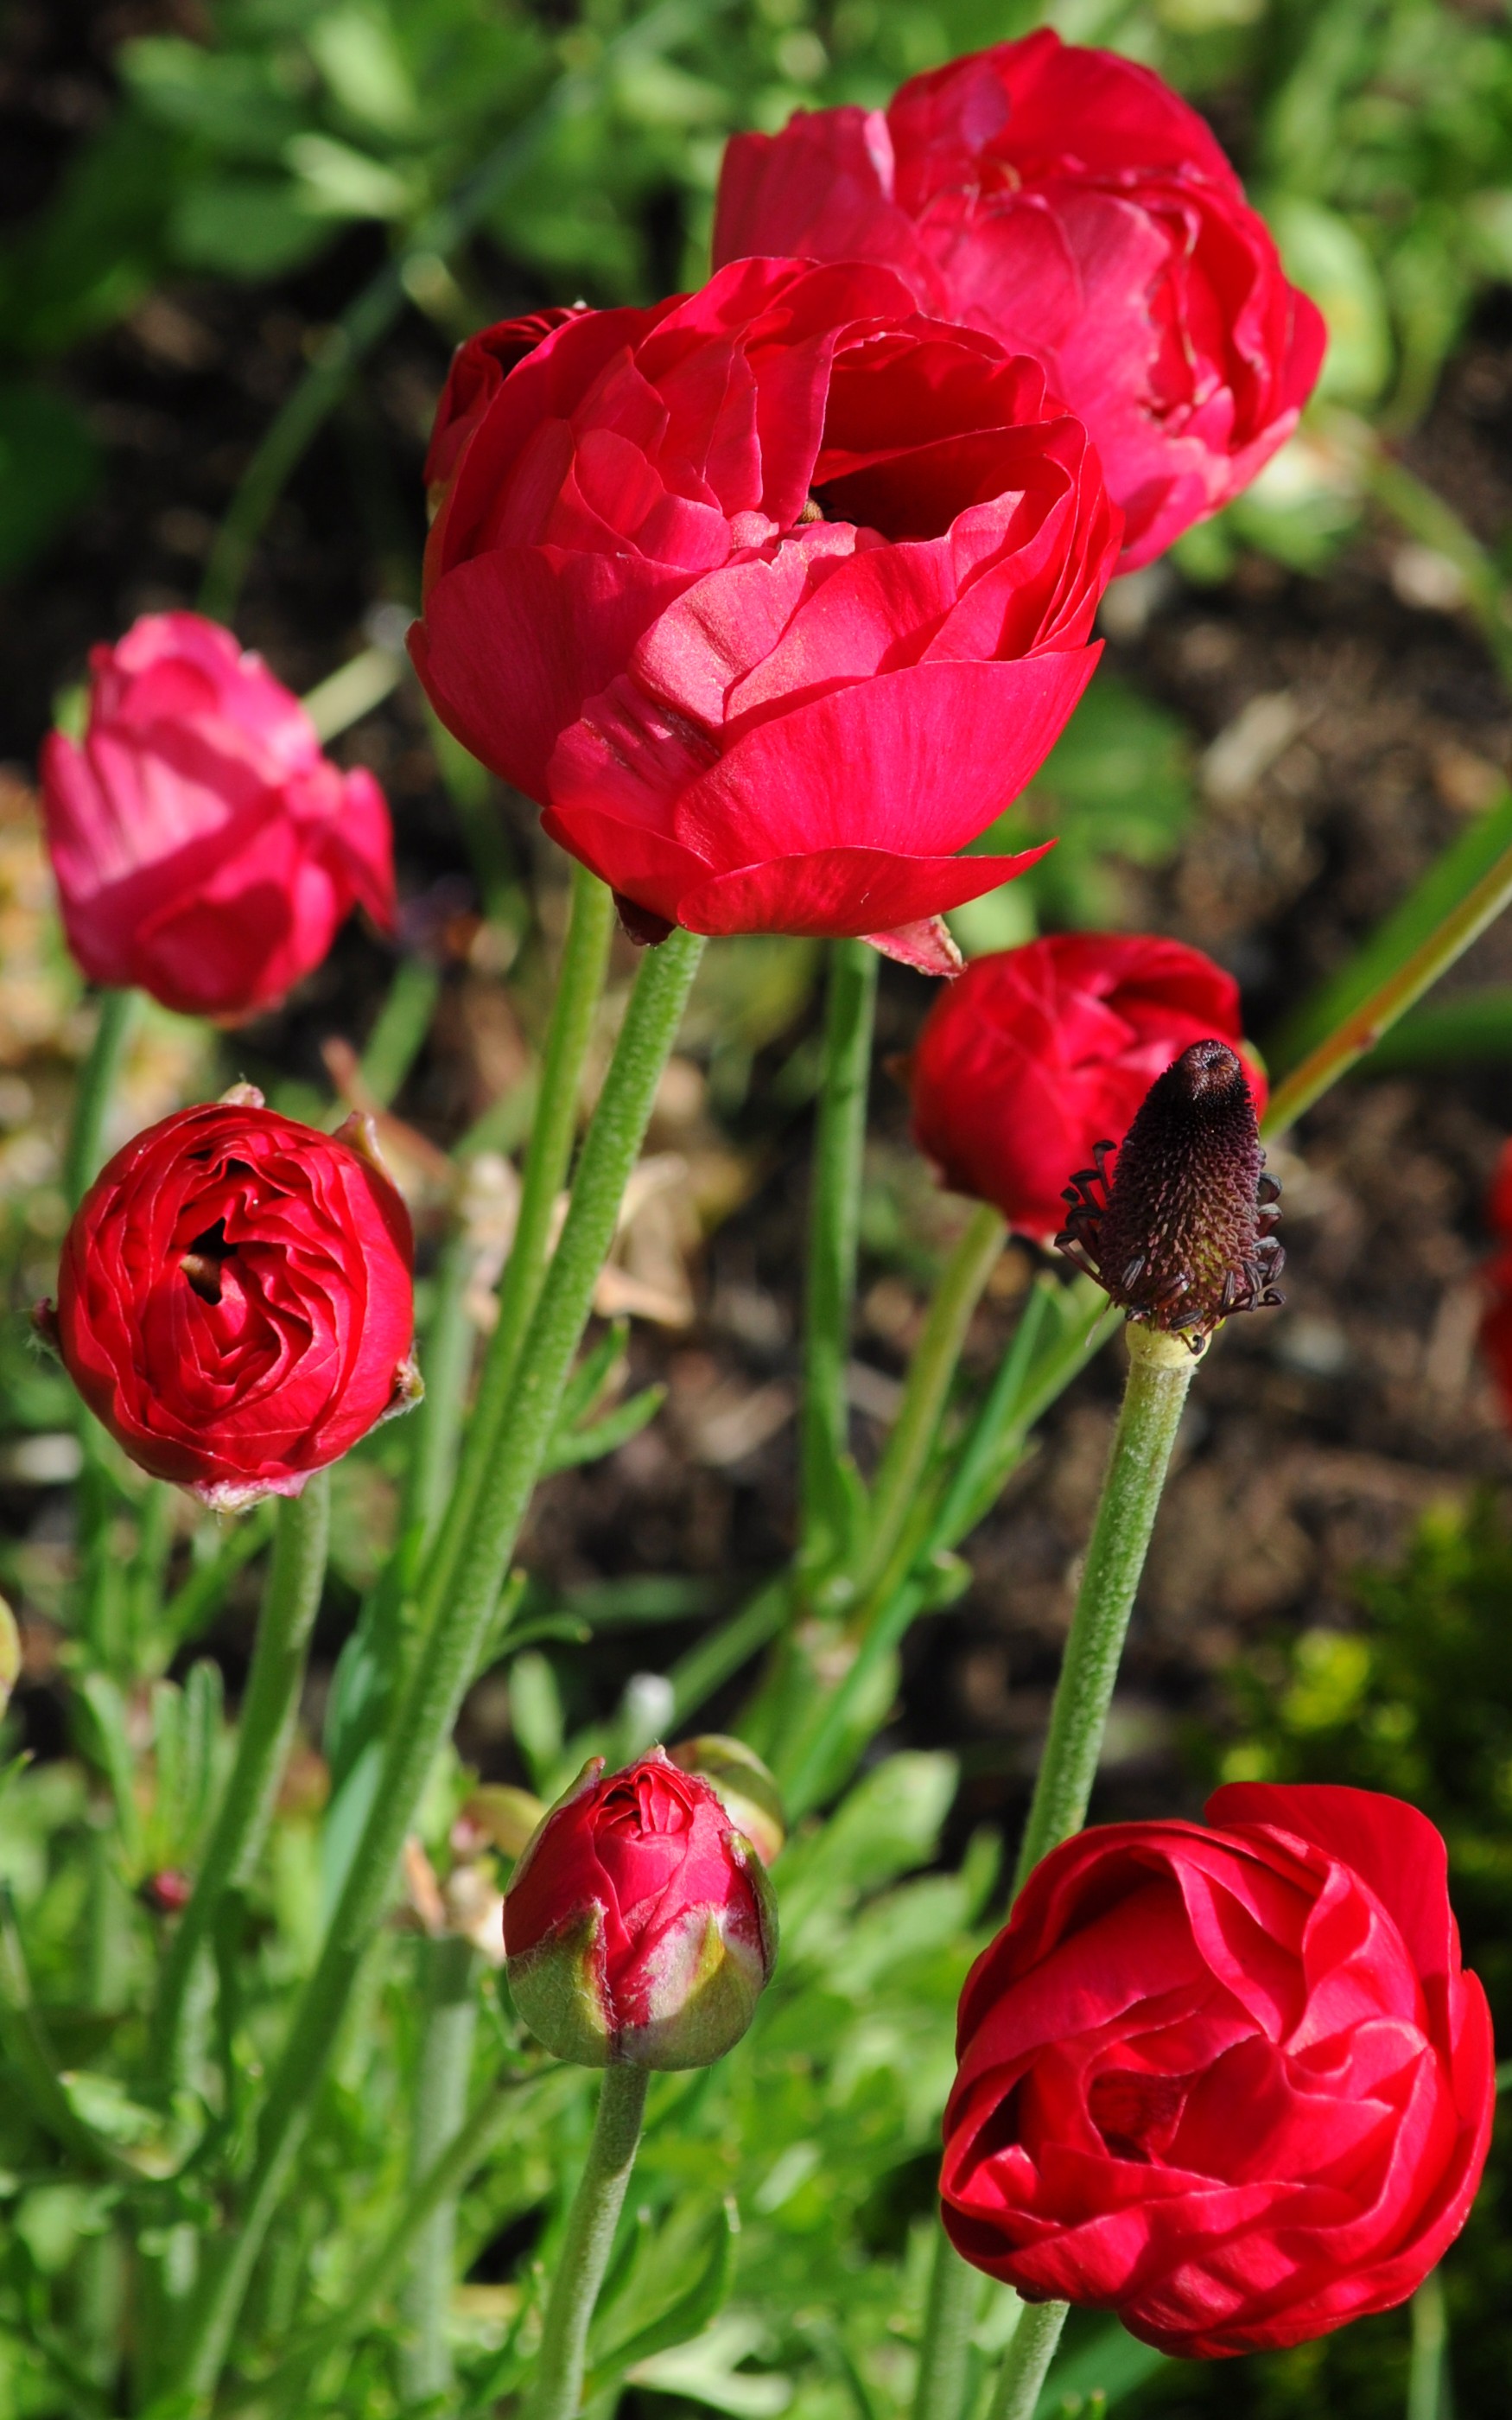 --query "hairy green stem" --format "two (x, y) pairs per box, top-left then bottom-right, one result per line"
(422, 862), (615, 1614)
(1013, 1325), (1195, 1894)
(986, 2302), (1067, 2420)
(856, 1204), (1004, 1598)
(397, 1934), (479, 2404)
(149, 1474), (331, 2093)
(162, 928), (702, 2409)
(1407, 2268), (1447, 2420)
(524, 2064), (650, 2420)
(65, 988), (138, 1210)
(801, 939), (878, 1565)
(912, 2226), (980, 2420)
